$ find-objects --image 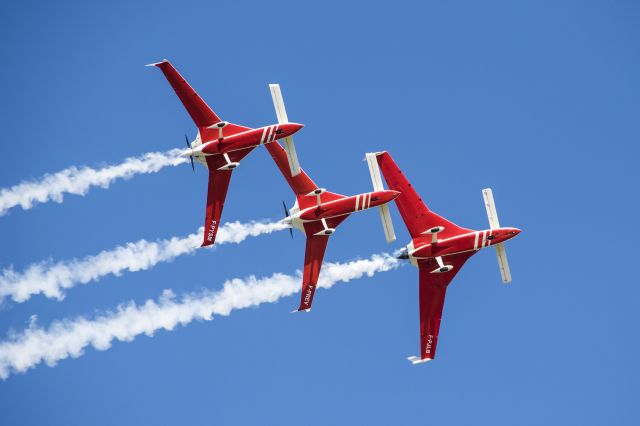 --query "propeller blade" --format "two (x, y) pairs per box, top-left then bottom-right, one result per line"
(282, 201), (293, 239)
(185, 134), (195, 172)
